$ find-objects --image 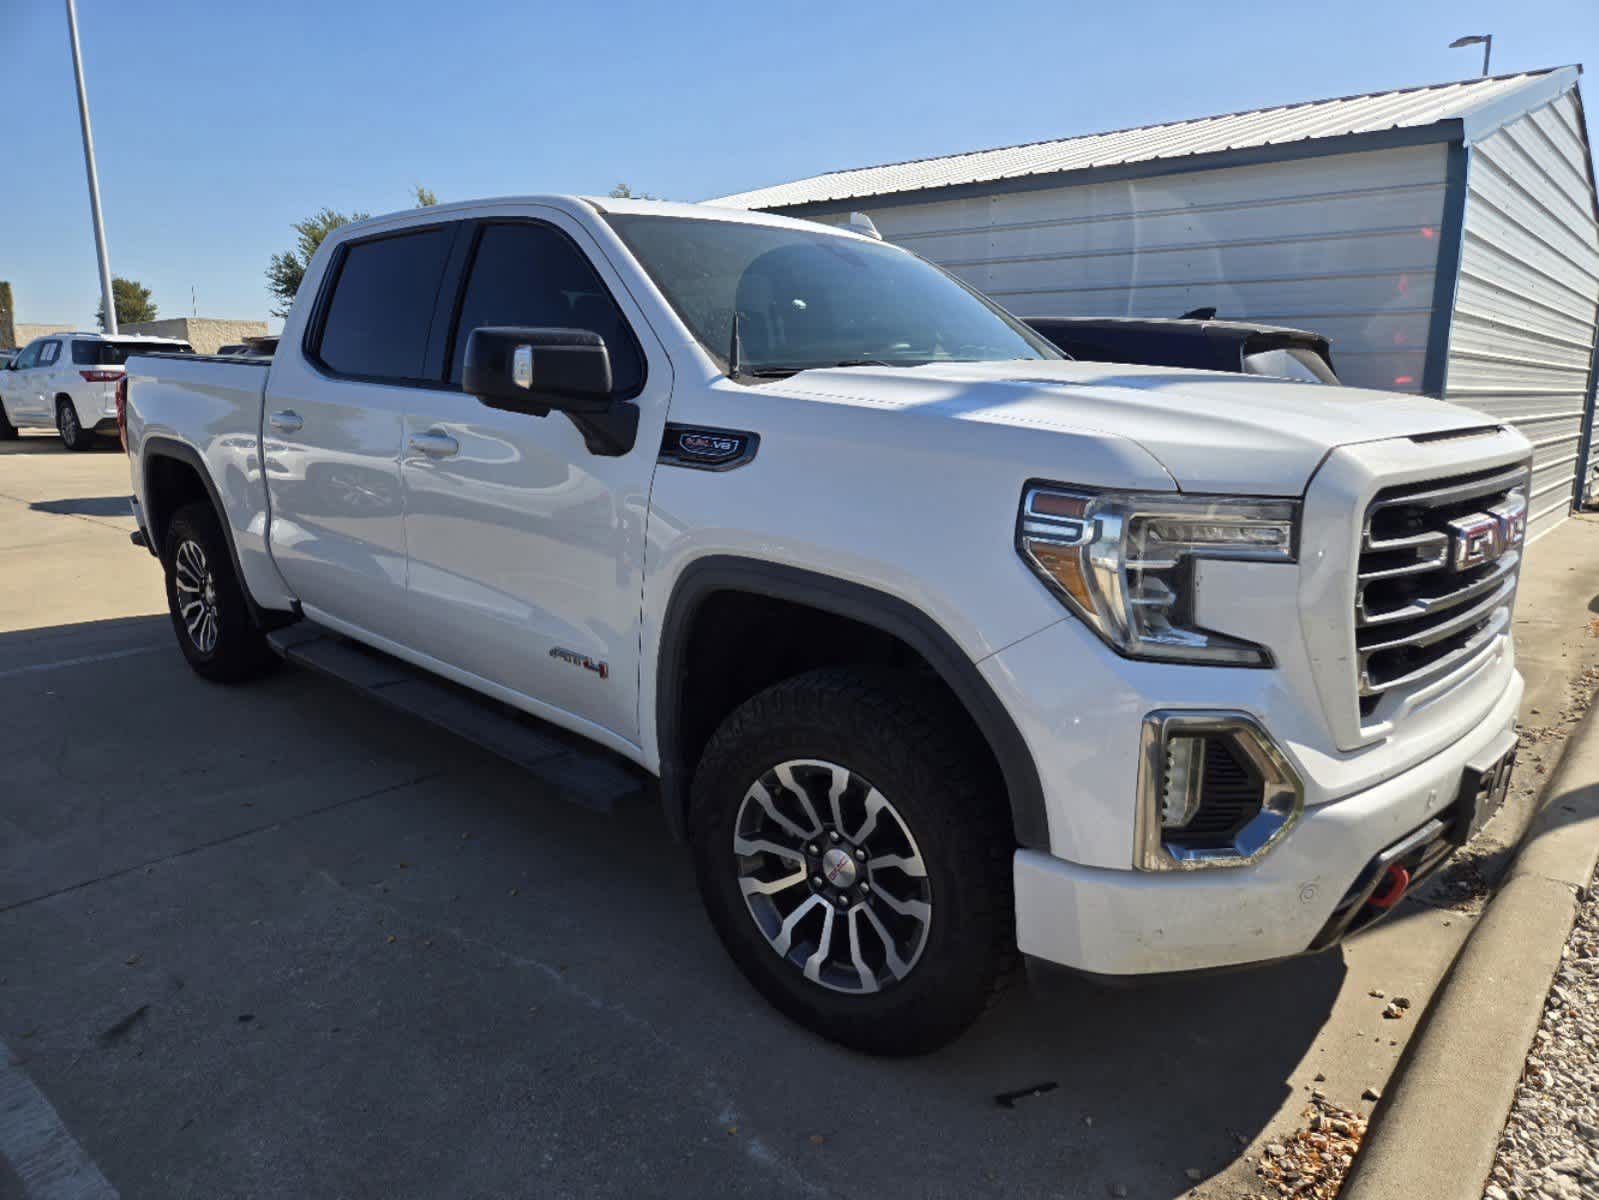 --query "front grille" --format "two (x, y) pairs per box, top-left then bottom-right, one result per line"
(1356, 463), (1528, 719)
